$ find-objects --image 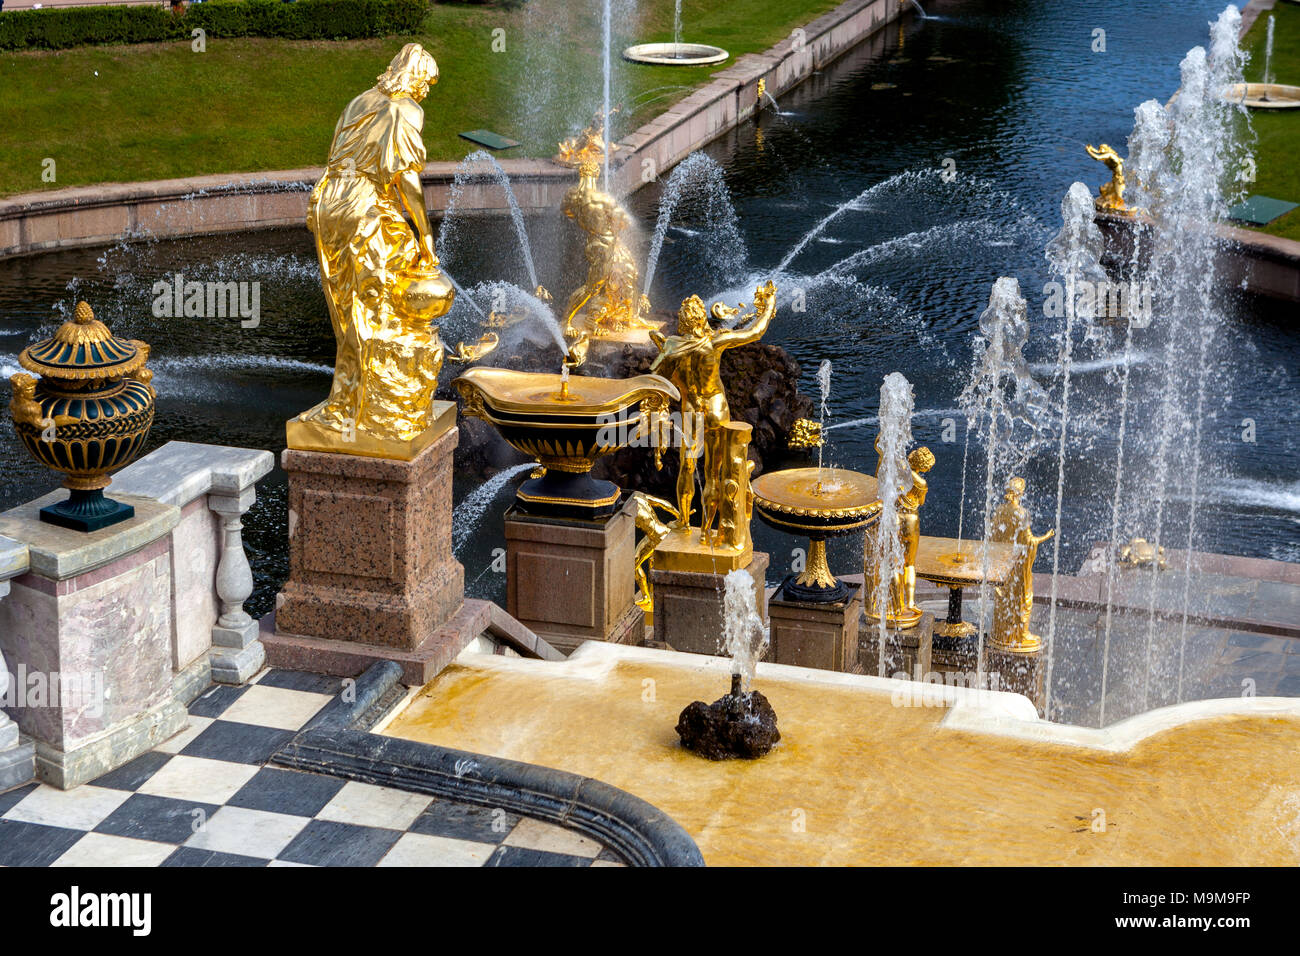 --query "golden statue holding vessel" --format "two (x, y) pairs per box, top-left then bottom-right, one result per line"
(988, 476), (1054, 652)
(290, 43), (497, 460)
